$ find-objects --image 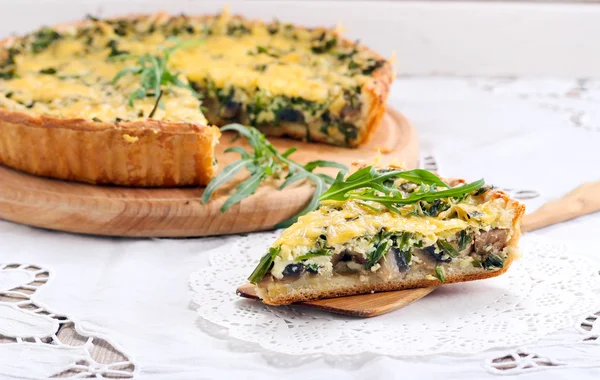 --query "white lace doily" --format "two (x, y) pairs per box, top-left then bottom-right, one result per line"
(0, 263), (137, 379)
(190, 233), (600, 356)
